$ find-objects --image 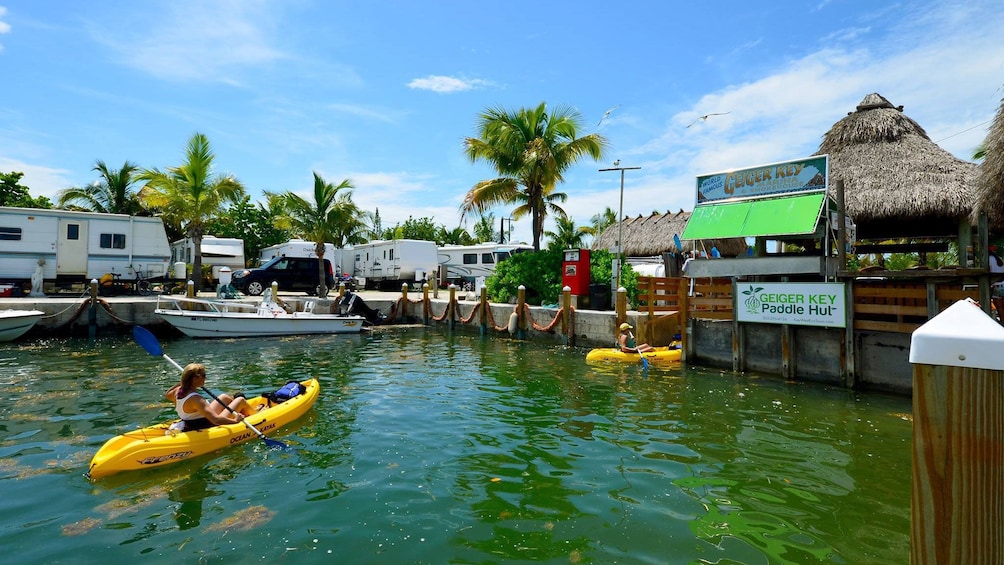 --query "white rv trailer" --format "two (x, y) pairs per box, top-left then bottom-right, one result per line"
(352, 239), (438, 289)
(260, 239), (334, 262)
(0, 207), (171, 286)
(259, 240), (354, 275)
(436, 242), (533, 286)
(170, 235), (246, 282)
